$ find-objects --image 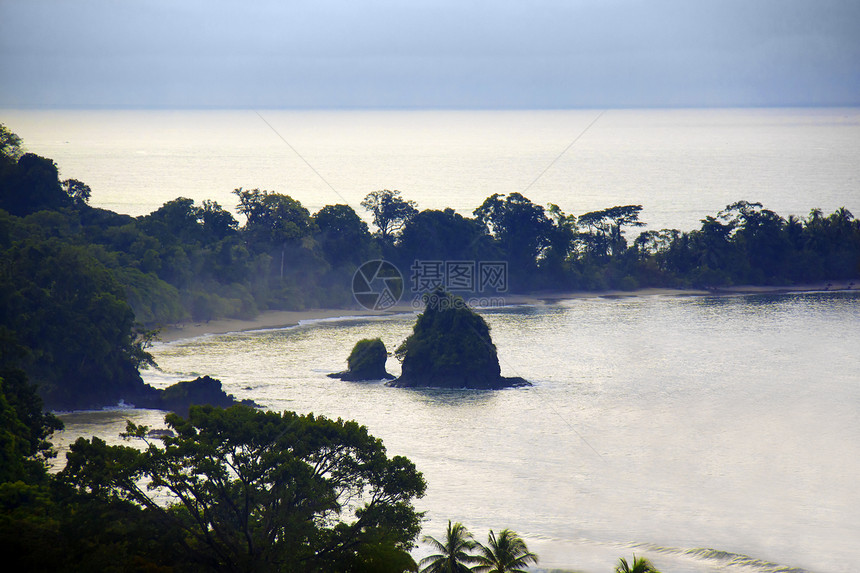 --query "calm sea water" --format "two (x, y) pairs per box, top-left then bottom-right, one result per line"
(53, 292), (860, 573)
(3, 108), (860, 230)
(11, 109), (859, 570)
